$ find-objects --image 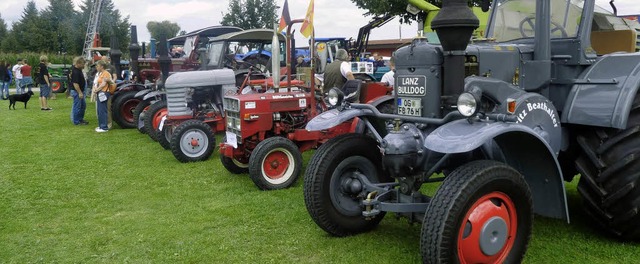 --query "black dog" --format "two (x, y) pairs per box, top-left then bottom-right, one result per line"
(8, 91), (35, 110)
